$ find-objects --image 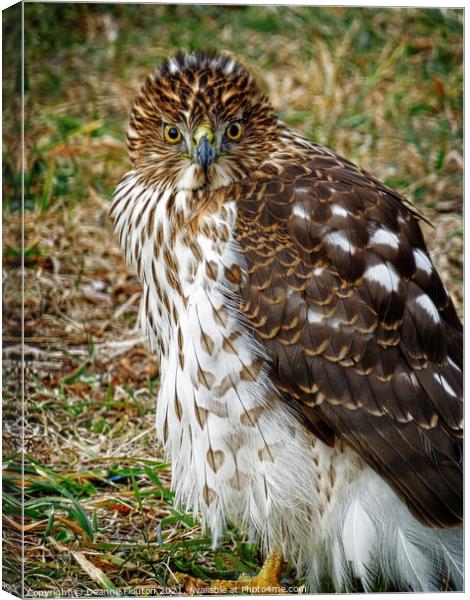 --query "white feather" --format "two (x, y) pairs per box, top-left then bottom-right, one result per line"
(396, 528), (430, 590)
(342, 497), (377, 587)
(330, 537), (347, 591)
(438, 537), (463, 589)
